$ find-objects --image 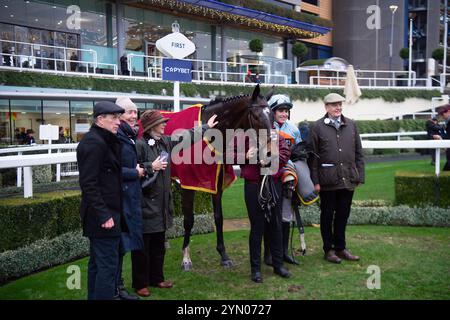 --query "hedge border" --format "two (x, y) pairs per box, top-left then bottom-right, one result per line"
(0, 214), (215, 284)
(0, 71), (441, 102)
